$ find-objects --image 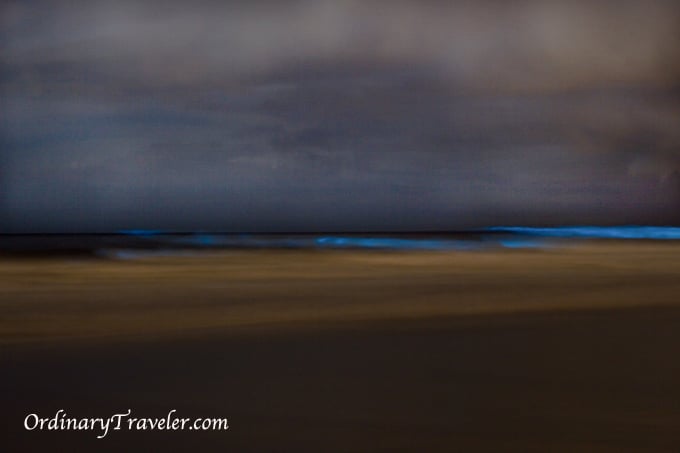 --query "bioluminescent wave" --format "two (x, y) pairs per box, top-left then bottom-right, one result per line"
(8, 226), (678, 260)
(314, 236), (481, 251)
(95, 234), (551, 258)
(485, 226), (680, 240)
